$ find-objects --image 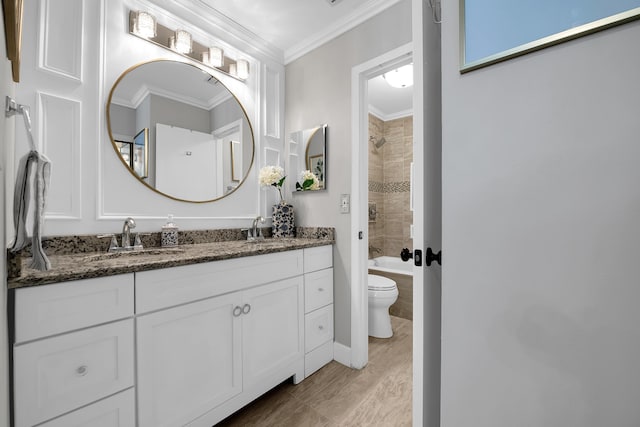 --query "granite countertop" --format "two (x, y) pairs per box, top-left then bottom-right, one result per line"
(8, 228), (334, 289)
